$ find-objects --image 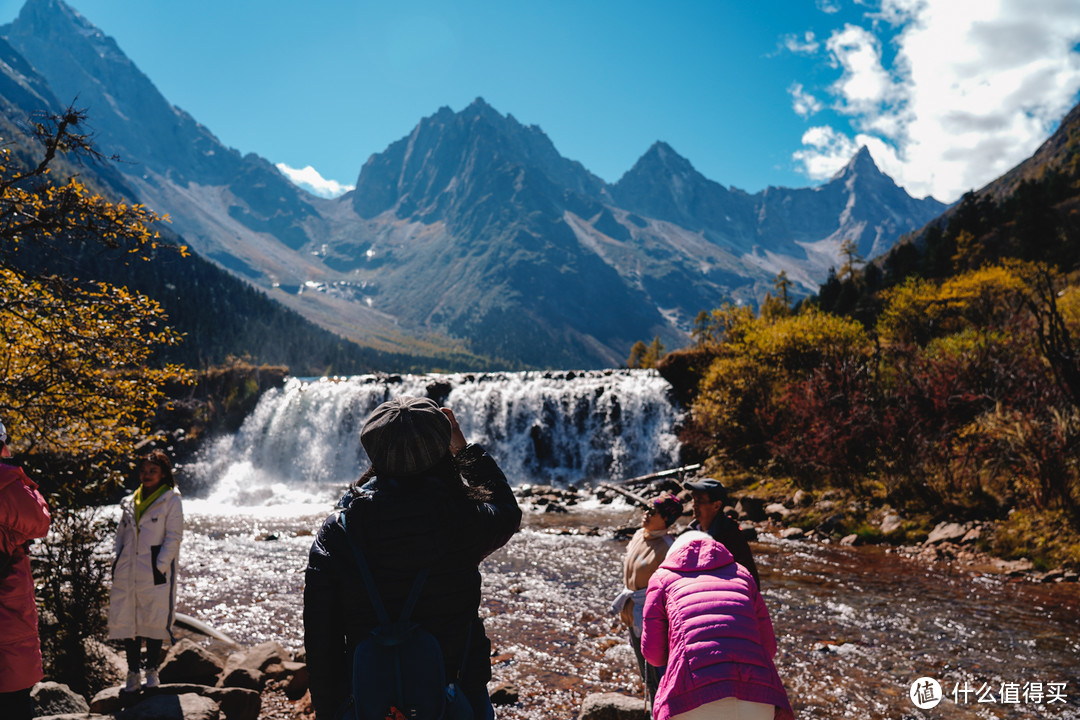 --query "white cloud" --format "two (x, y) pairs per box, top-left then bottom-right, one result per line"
(793, 126), (858, 178)
(825, 24), (900, 115)
(790, 83), (825, 117)
(784, 31), (820, 54)
(792, 0), (1080, 202)
(276, 163), (355, 199)
(817, 0), (843, 14)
